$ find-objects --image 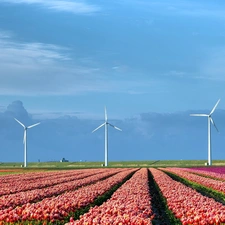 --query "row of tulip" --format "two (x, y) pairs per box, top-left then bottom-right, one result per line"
(0, 169), (112, 196)
(161, 167), (225, 195)
(68, 168), (154, 225)
(0, 169), (136, 223)
(150, 168), (225, 225)
(0, 170), (81, 193)
(0, 170), (67, 183)
(0, 168), (123, 211)
(191, 167), (225, 174)
(180, 167), (225, 181)
(0, 169), (101, 185)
